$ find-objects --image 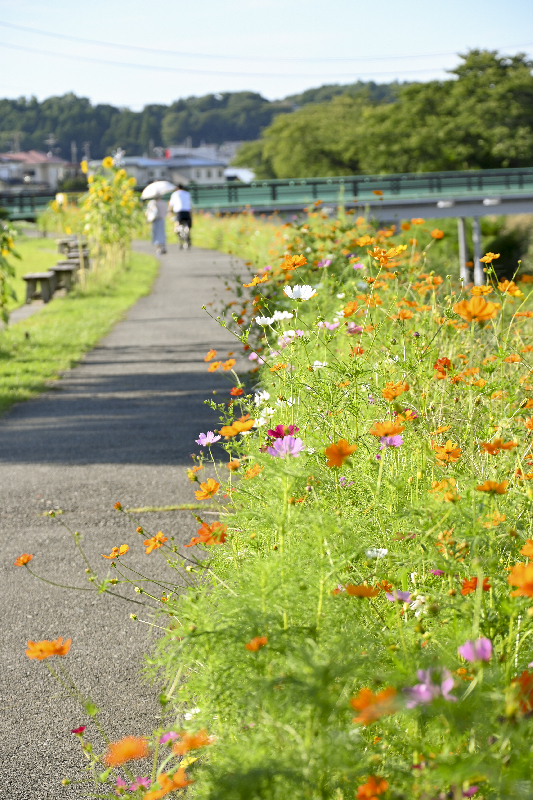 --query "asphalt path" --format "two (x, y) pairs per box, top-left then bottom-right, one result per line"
(0, 243), (244, 799)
